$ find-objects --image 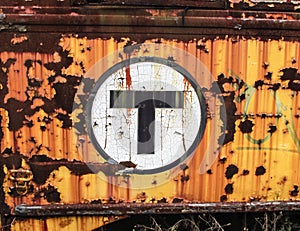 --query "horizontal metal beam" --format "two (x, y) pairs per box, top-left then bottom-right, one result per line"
(13, 201), (300, 217)
(1, 15), (299, 41)
(1, 7), (300, 29)
(0, 7), (299, 41)
(3, 14), (300, 30)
